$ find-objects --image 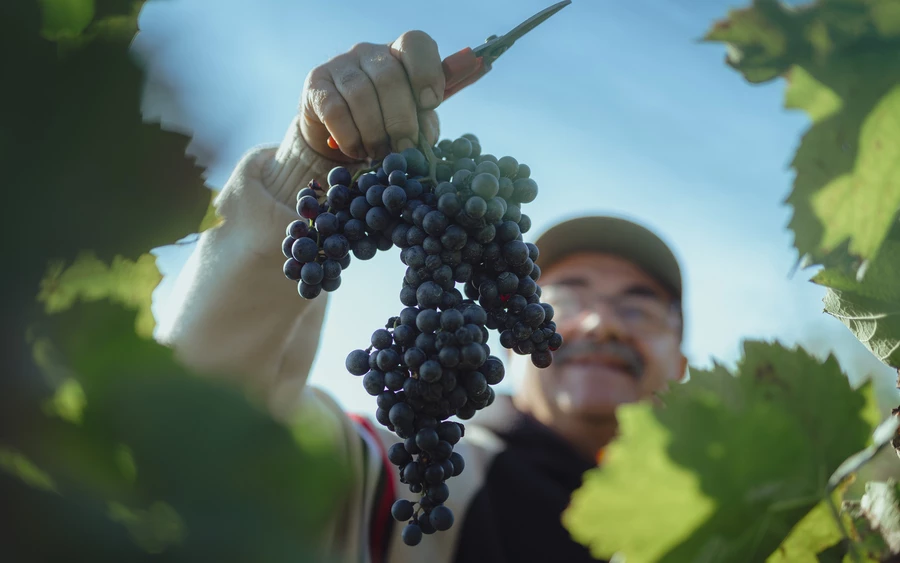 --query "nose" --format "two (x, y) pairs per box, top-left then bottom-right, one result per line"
(565, 302), (628, 343)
